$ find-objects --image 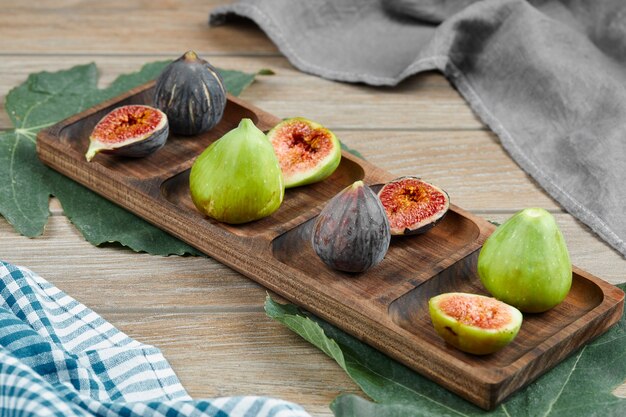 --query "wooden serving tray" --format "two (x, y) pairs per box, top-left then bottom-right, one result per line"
(36, 81), (624, 410)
